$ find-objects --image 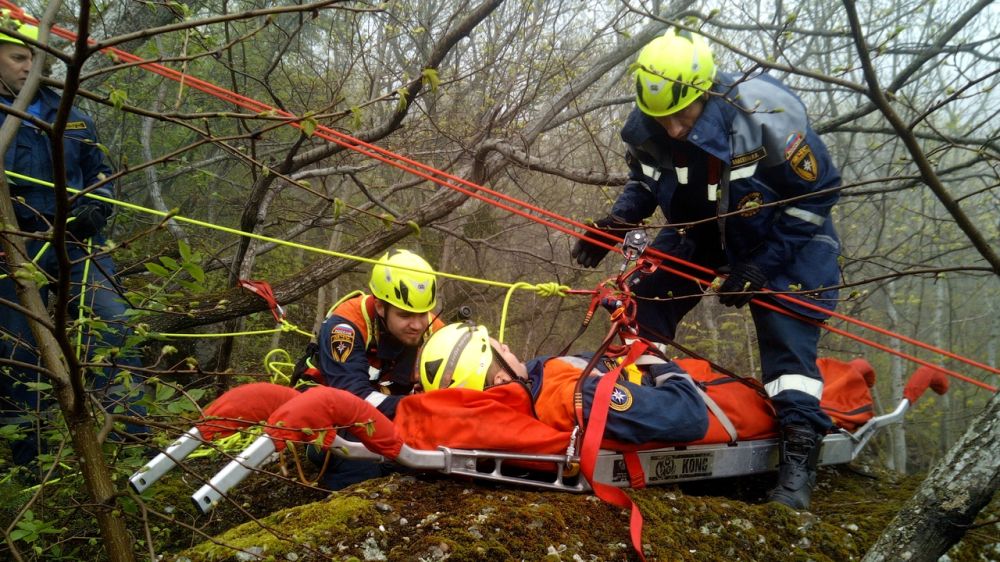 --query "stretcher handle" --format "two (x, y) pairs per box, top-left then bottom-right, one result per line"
(191, 435), (277, 514)
(129, 427), (203, 494)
